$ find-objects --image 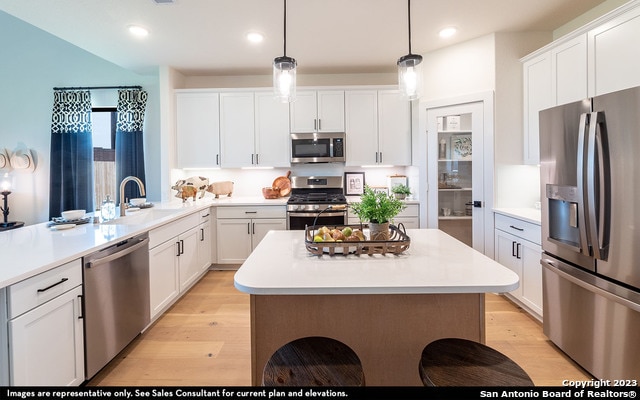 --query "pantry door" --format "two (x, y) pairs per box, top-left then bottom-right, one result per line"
(422, 95), (493, 256)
